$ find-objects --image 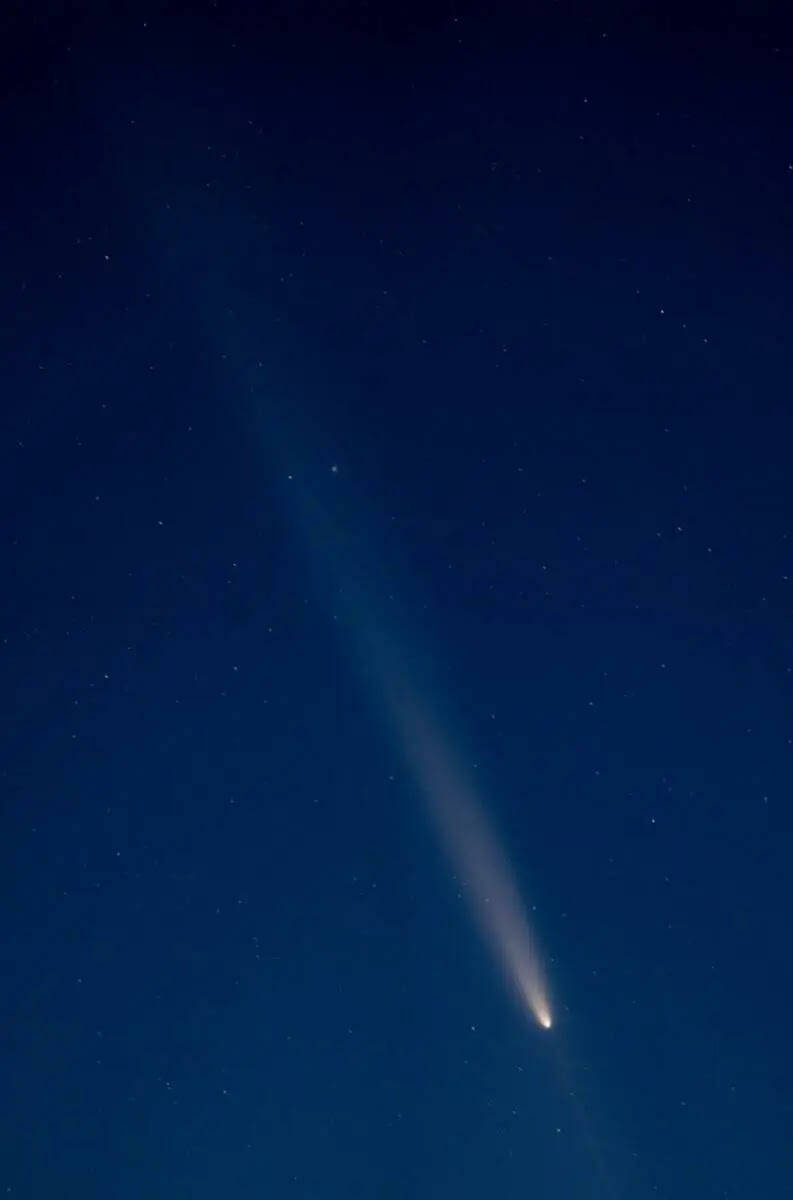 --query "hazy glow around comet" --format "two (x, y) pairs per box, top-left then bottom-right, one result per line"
(385, 684), (553, 1033)
(265, 464), (553, 1032)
